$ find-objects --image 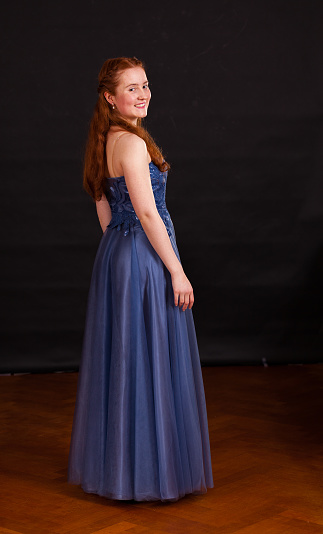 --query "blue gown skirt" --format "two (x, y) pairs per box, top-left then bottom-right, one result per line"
(68, 221), (213, 501)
